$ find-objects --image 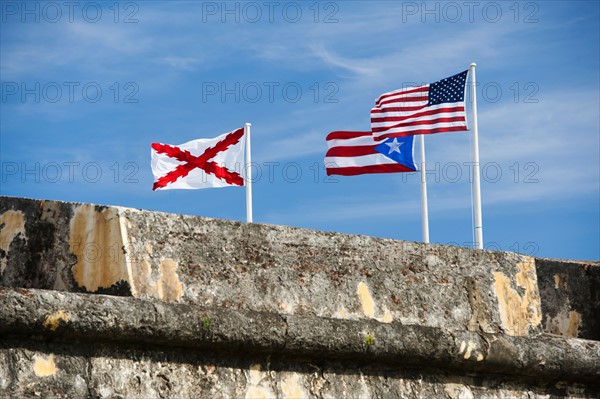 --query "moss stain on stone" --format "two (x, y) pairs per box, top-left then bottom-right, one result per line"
(42, 310), (69, 332)
(0, 210), (26, 274)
